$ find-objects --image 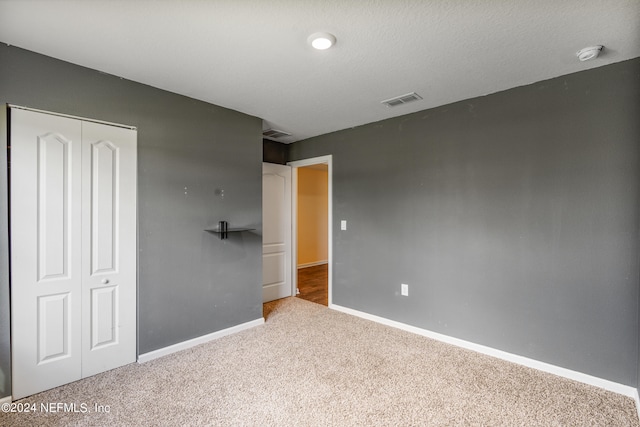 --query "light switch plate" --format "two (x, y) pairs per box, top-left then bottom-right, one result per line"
(341, 220), (347, 230)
